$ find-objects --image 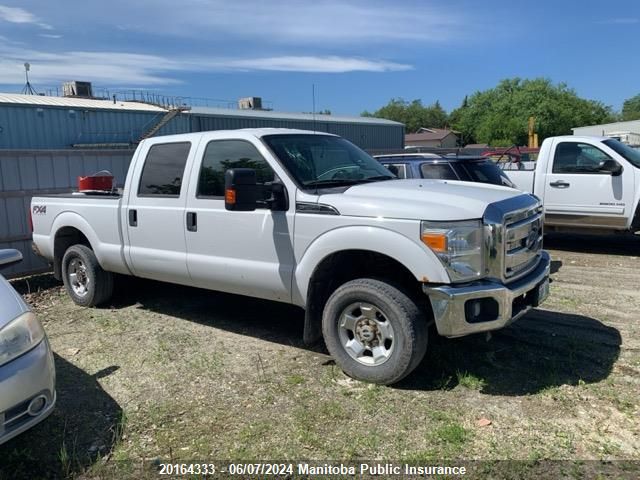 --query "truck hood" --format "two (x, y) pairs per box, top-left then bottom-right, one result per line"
(318, 179), (525, 221)
(0, 274), (30, 329)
